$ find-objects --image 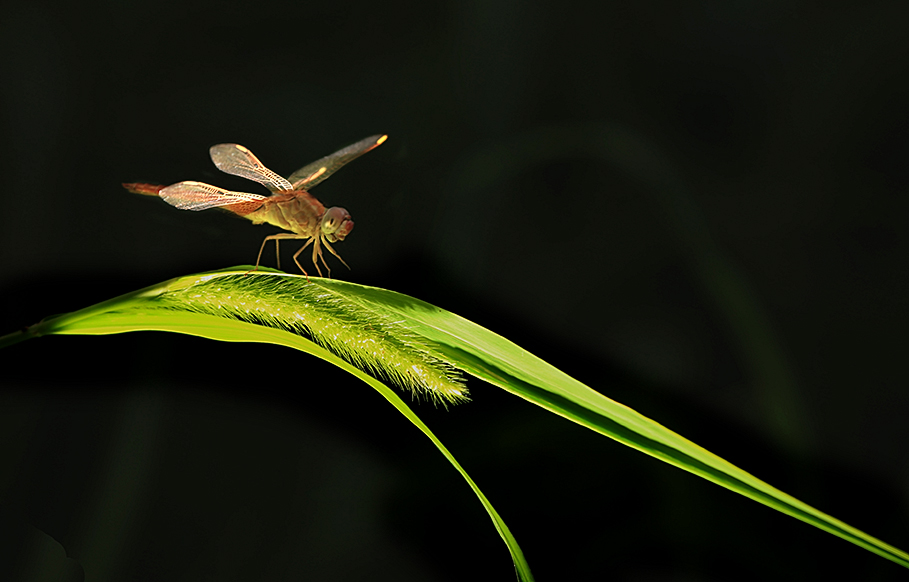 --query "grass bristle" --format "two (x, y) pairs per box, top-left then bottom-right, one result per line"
(157, 273), (469, 405)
